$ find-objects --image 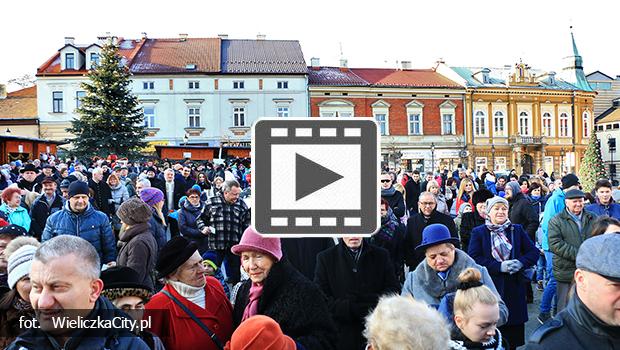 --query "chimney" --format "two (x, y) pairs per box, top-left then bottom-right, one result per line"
(339, 58), (348, 71)
(481, 68), (491, 84)
(257, 34), (266, 40)
(310, 57), (320, 69)
(401, 60), (412, 70)
(64, 36), (75, 46)
(218, 34), (228, 39)
(0, 84), (6, 100)
(141, 32), (148, 39)
(179, 33), (188, 42)
(548, 71), (556, 85)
